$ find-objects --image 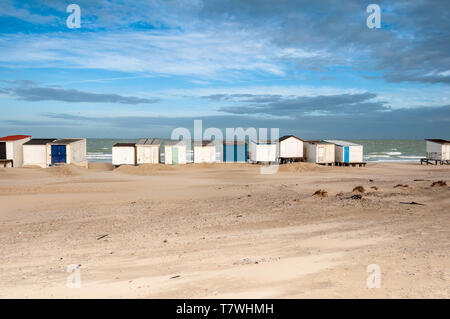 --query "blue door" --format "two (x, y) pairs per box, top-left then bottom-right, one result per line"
(344, 146), (349, 162)
(223, 143), (248, 162)
(51, 145), (67, 164)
